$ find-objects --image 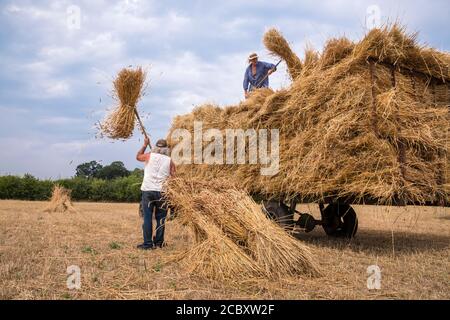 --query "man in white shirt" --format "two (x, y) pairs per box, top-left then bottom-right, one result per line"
(136, 137), (176, 250)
